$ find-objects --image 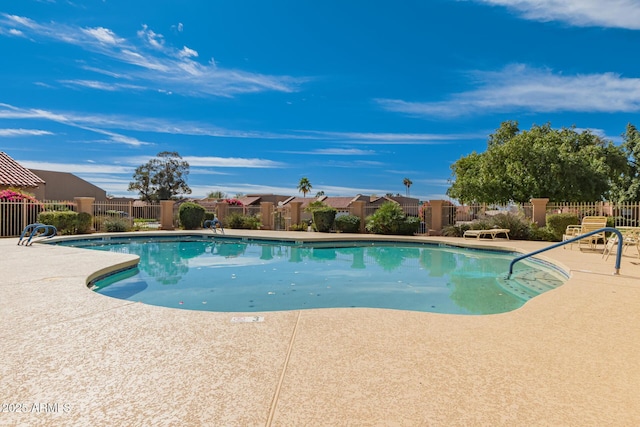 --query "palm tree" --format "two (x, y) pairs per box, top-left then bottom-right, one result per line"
(298, 177), (312, 197)
(403, 178), (413, 197)
(315, 190), (325, 197)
